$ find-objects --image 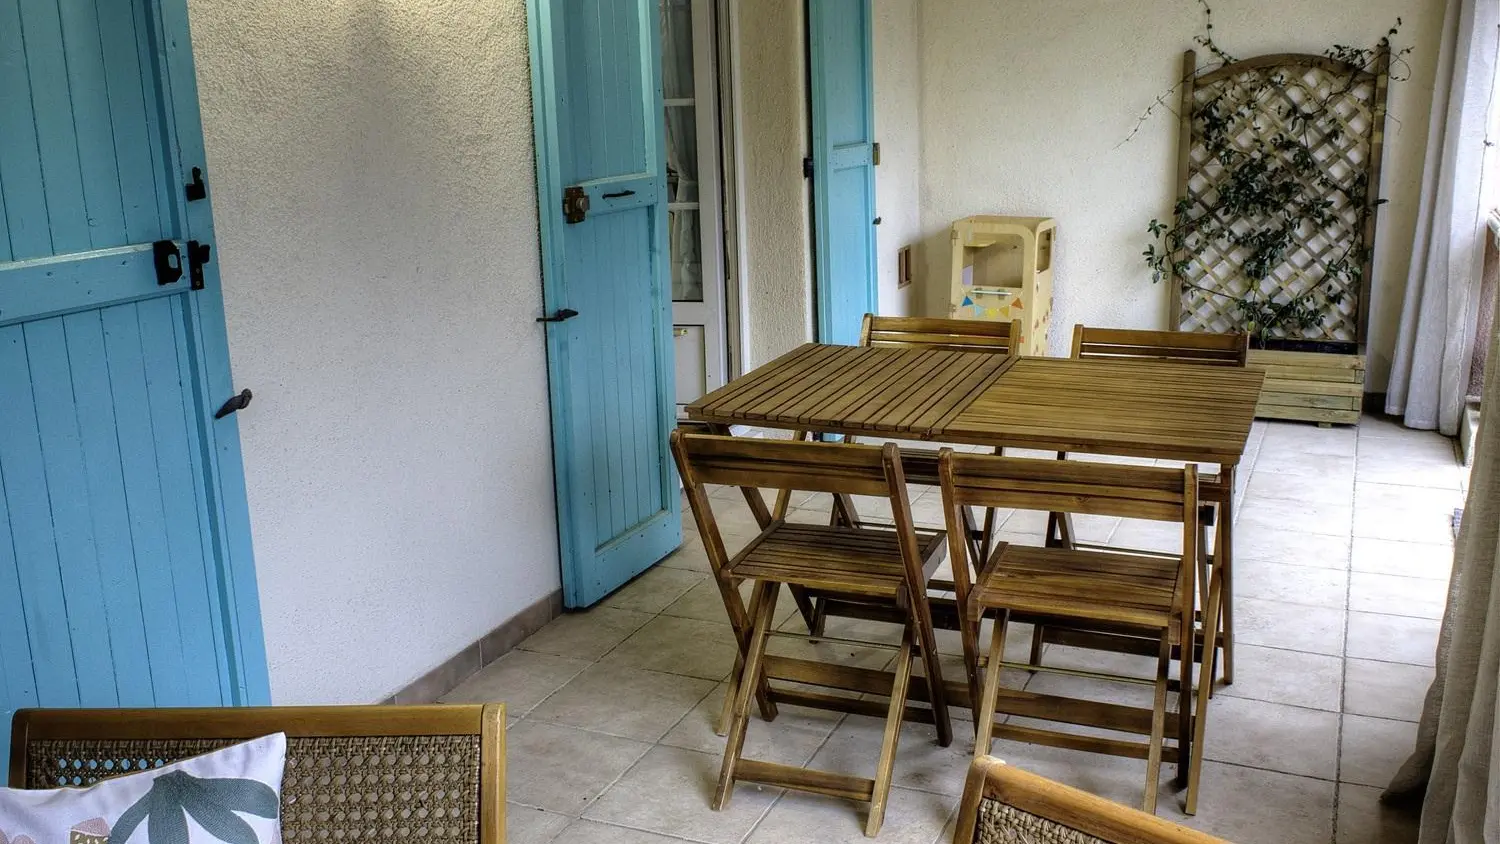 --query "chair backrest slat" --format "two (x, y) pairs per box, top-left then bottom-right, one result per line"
(1072, 326), (1249, 367)
(862, 315), (1023, 355)
(939, 452), (1193, 522)
(673, 433), (894, 498)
